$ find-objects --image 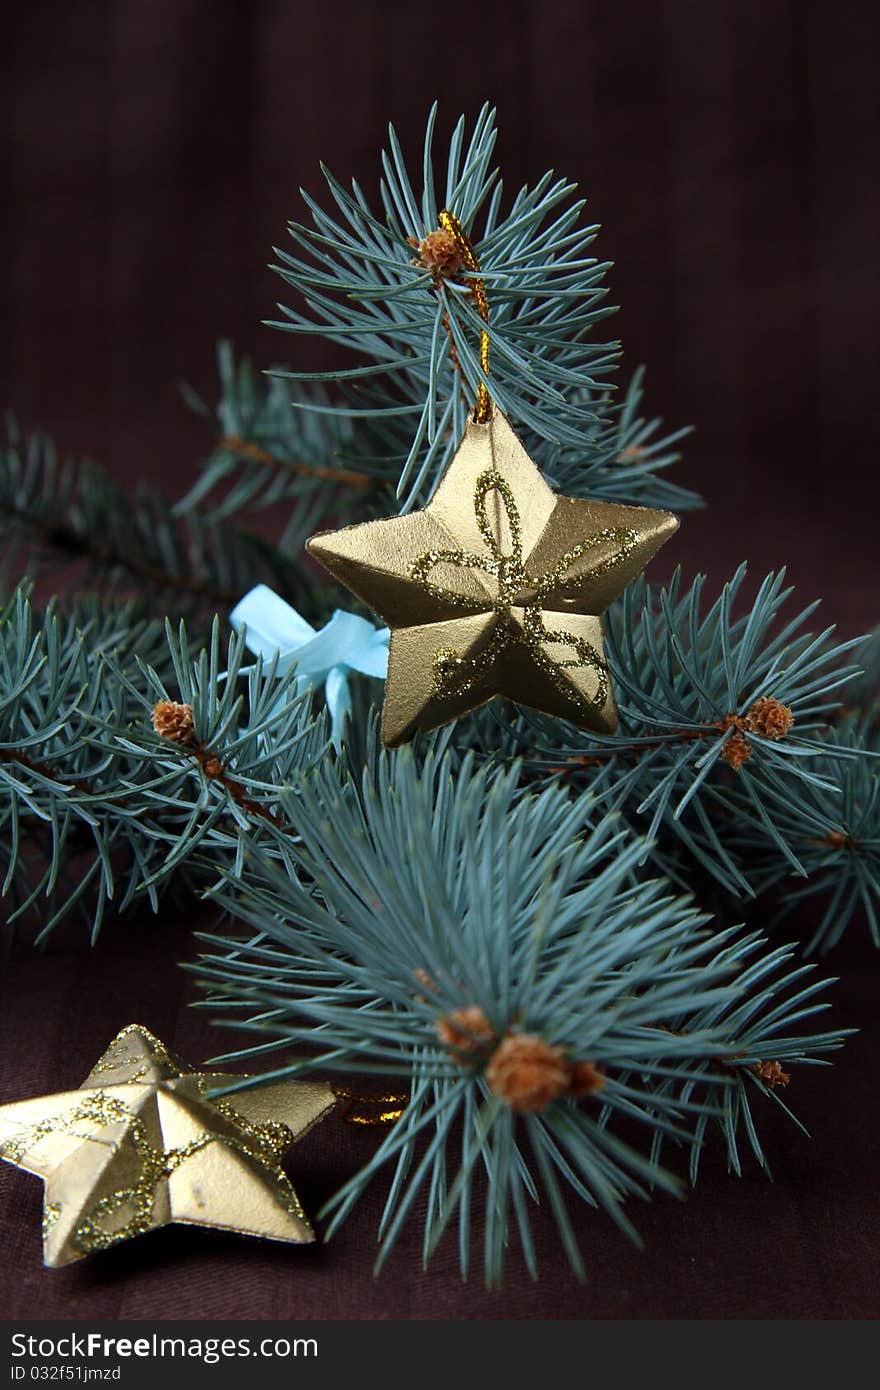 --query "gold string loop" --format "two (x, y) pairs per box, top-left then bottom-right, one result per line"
(438, 209), (491, 424)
